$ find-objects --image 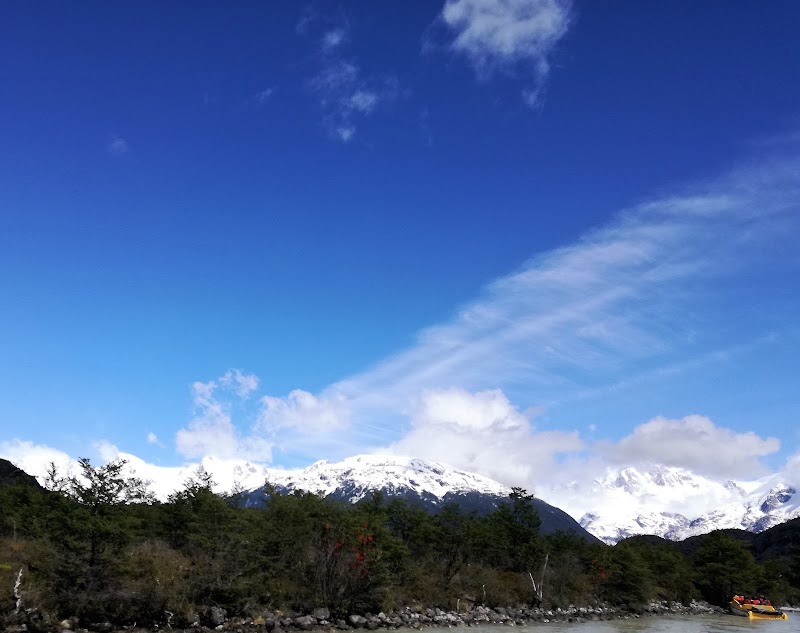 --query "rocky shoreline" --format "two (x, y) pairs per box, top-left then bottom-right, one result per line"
(4, 601), (721, 633)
